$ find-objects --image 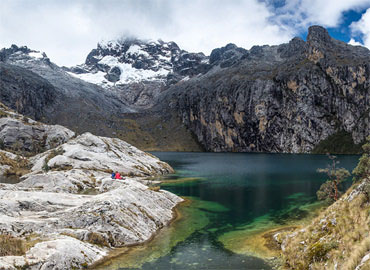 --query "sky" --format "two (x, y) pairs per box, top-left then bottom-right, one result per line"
(1, 0), (370, 66)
